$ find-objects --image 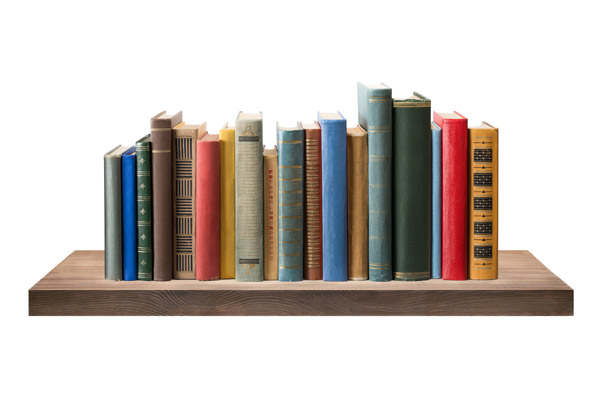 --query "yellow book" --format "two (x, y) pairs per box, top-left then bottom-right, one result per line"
(468, 122), (498, 279)
(219, 124), (236, 278)
(263, 148), (278, 280)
